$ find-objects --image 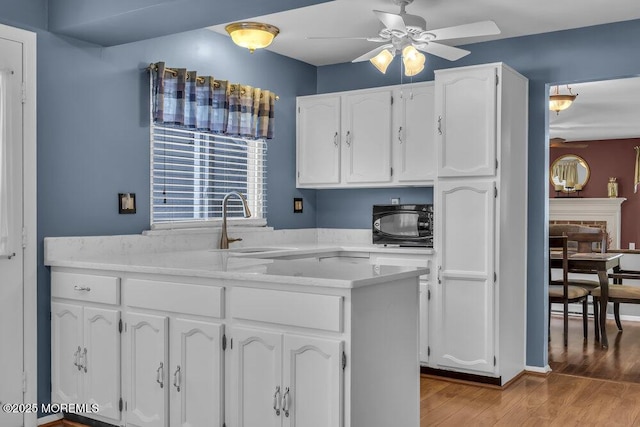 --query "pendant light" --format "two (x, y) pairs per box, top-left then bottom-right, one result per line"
(549, 85), (578, 114)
